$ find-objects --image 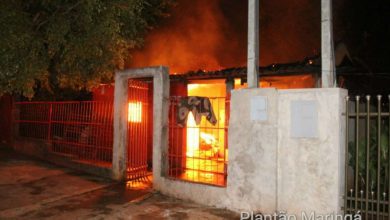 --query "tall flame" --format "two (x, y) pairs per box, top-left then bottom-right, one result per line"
(186, 112), (199, 157)
(185, 83), (227, 158)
